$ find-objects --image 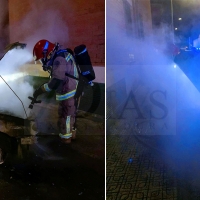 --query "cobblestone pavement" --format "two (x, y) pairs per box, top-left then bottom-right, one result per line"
(107, 134), (178, 200)
(106, 75), (200, 200)
(106, 133), (200, 200)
